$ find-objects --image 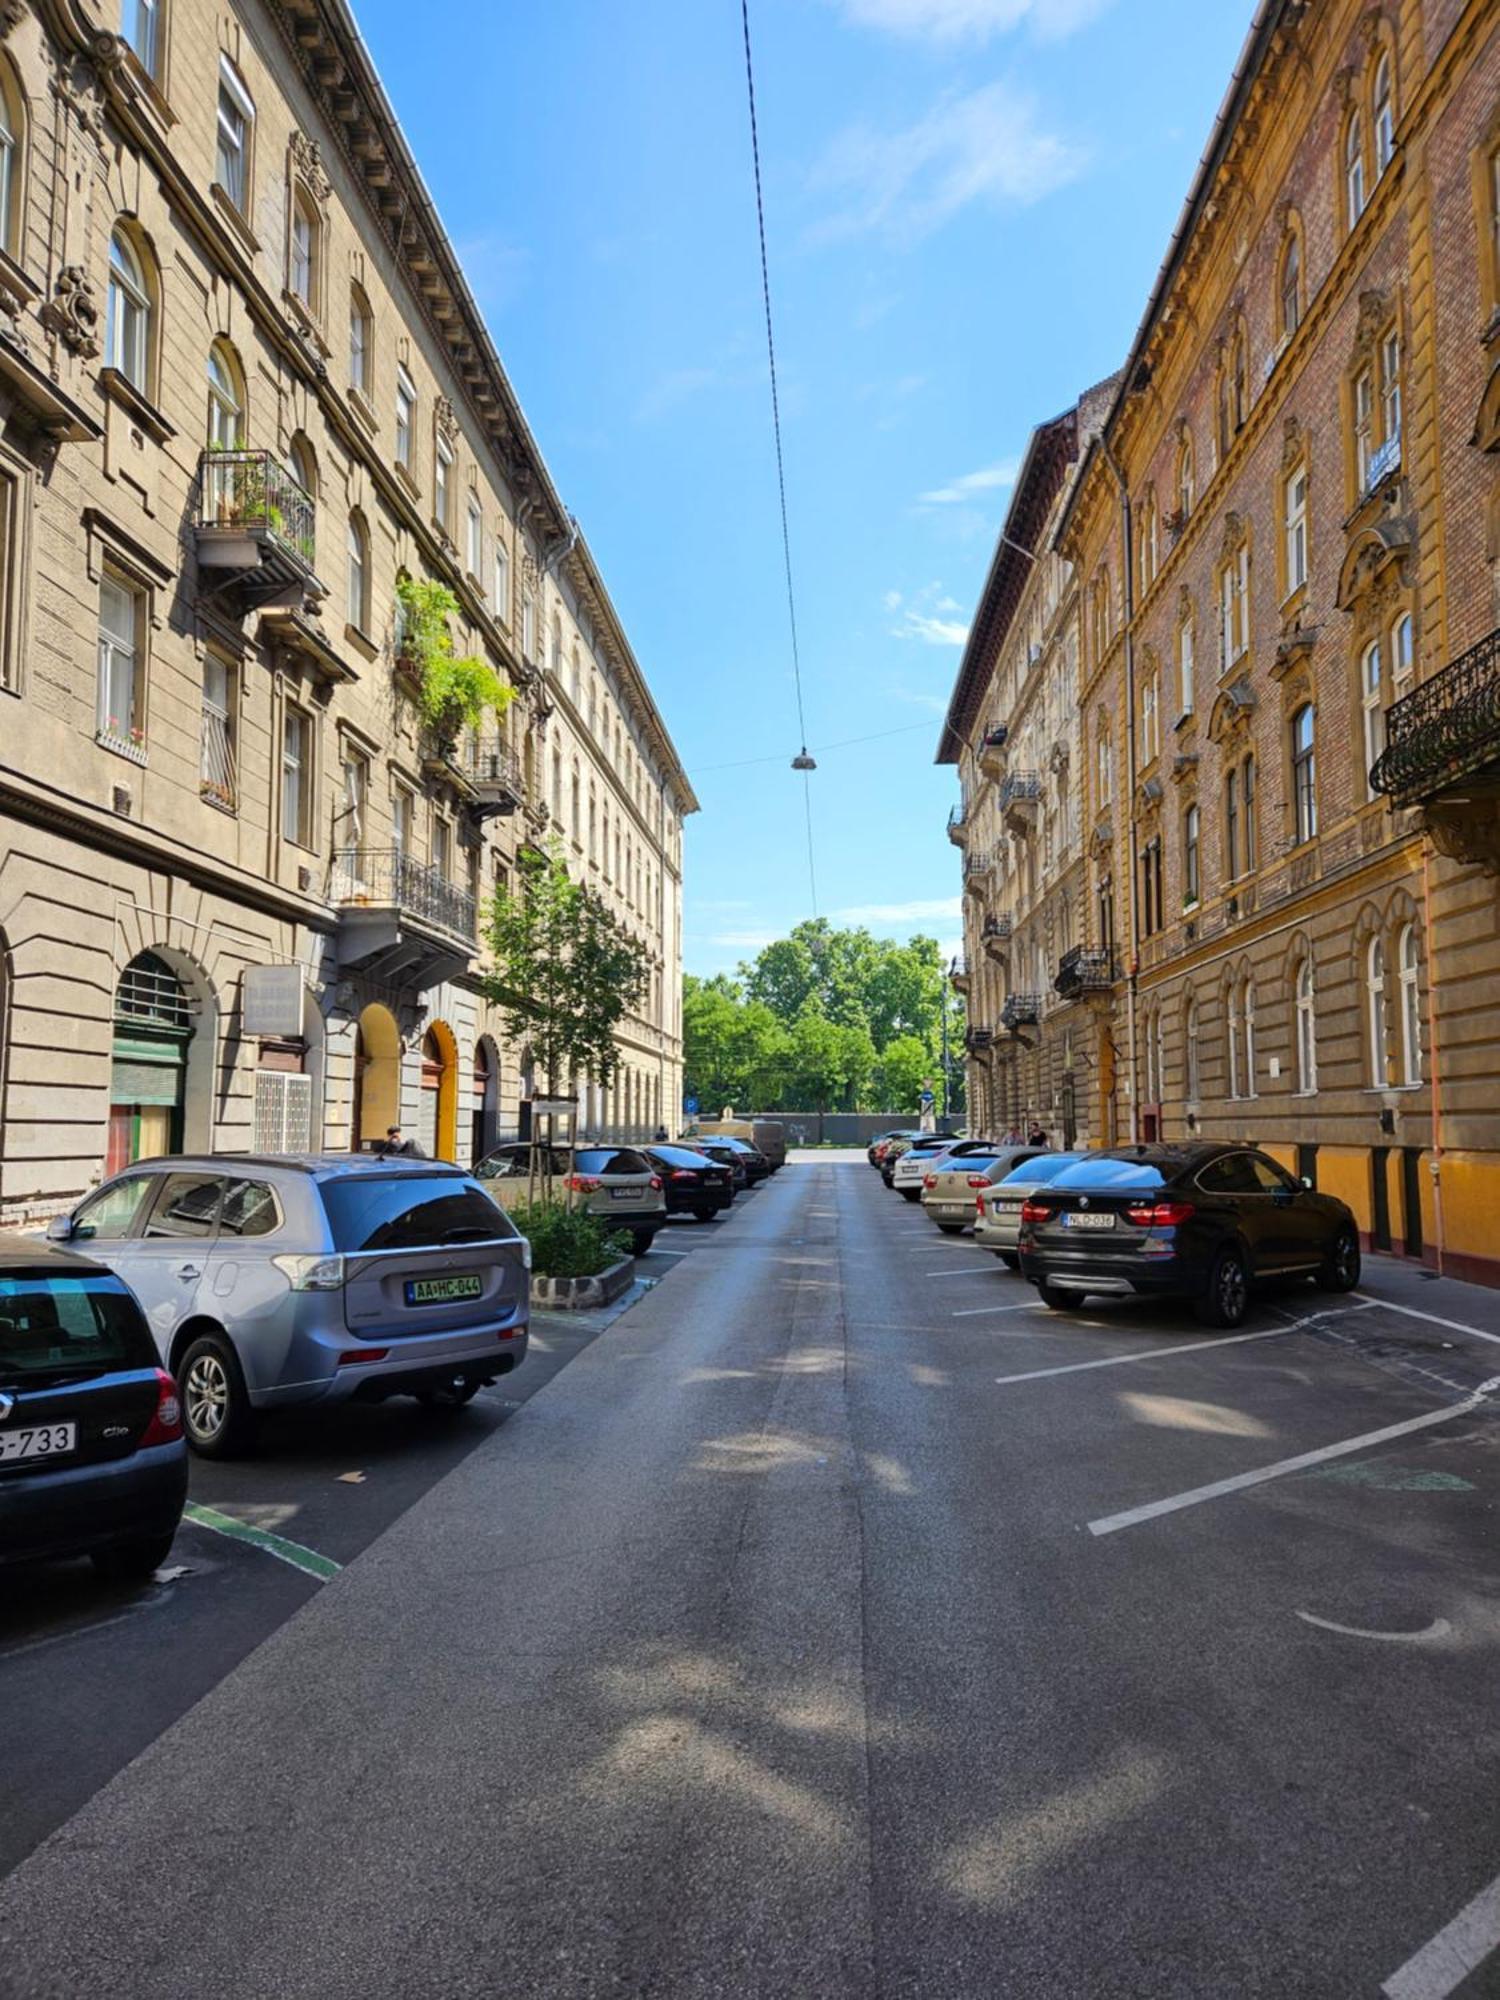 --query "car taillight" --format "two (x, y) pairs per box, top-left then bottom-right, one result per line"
(568, 1175), (602, 1193)
(1123, 1200), (1196, 1228)
(923, 1174), (937, 1189)
(670, 1170), (699, 1182)
(649, 1175), (663, 1191)
(1019, 1199), (1051, 1224)
(967, 1175), (989, 1189)
(139, 1368), (183, 1447)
